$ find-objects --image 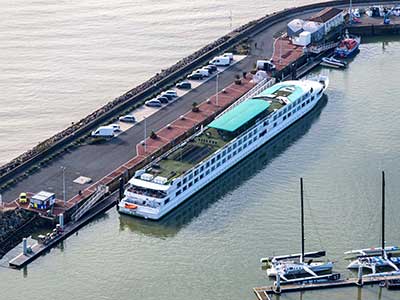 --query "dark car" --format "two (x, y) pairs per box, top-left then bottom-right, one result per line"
(205, 64), (217, 73)
(176, 81), (192, 89)
(157, 96), (169, 104)
(160, 93), (174, 100)
(187, 73), (203, 80)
